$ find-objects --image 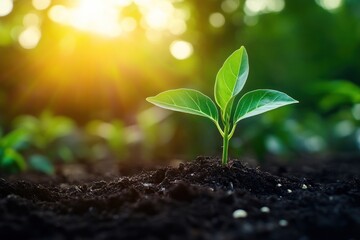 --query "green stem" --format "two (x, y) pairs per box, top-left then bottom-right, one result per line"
(215, 121), (224, 137)
(229, 124), (237, 139)
(221, 124), (230, 165)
